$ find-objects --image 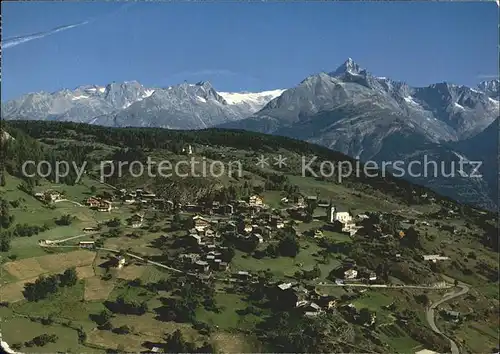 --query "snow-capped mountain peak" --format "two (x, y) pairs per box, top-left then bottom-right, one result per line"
(1, 79), (284, 130)
(330, 57), (365, 76)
